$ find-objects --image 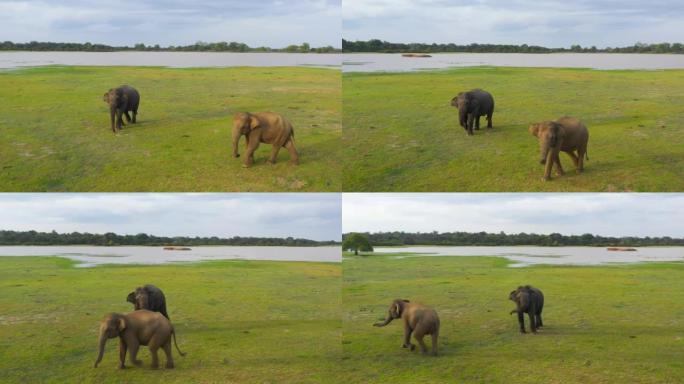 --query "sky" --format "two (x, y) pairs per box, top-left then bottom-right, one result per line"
(0, 193), (341, 241)
(1, 0), (341, 48)
(343, 0), (684, 48)
(343, 193), (684, 238)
